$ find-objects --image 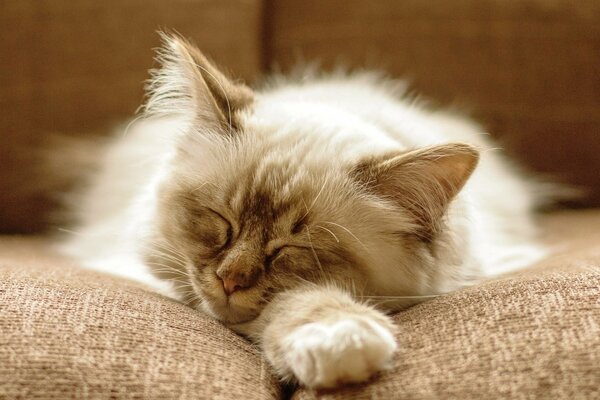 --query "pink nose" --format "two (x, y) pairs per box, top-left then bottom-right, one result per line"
(217, 265), (261, 296)
(222, 278), (242, 295)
